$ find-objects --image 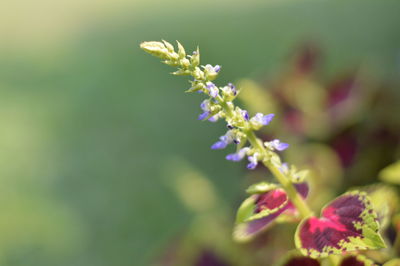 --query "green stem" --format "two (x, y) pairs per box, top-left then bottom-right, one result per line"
(246, 131), (313, 219)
